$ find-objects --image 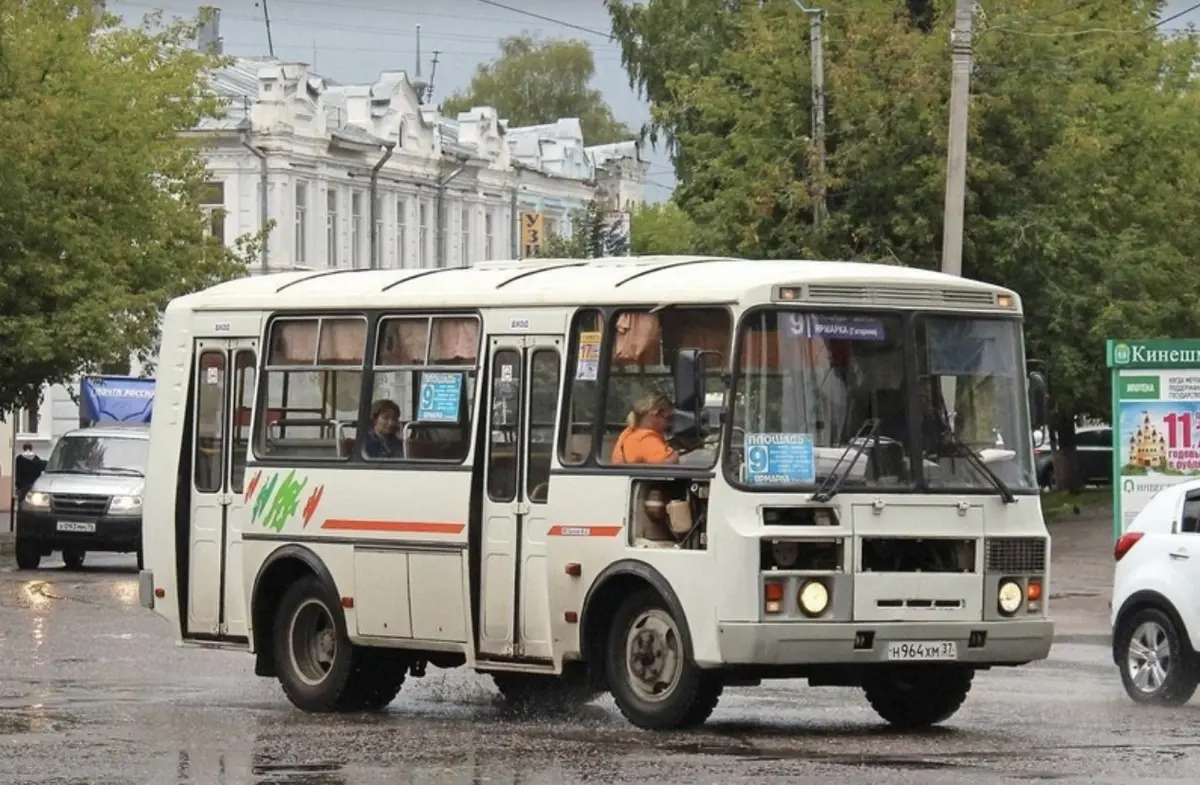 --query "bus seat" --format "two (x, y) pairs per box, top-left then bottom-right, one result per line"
(600, 432), (621, 463)
(567, 434), (591, 463)
(339, 437), (356, 458)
